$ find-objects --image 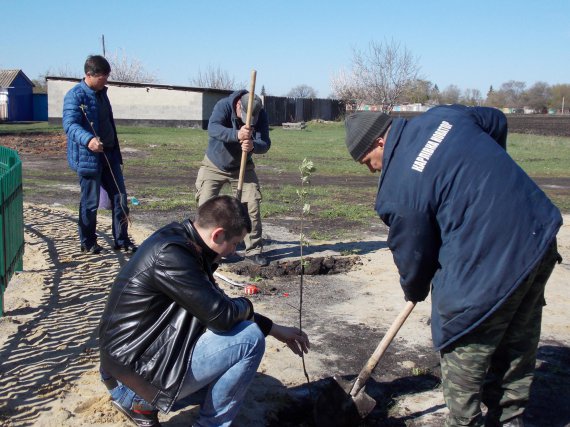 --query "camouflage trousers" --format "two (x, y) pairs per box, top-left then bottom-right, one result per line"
(195, 155), (263, 256)
(440, 239), (561, 427)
